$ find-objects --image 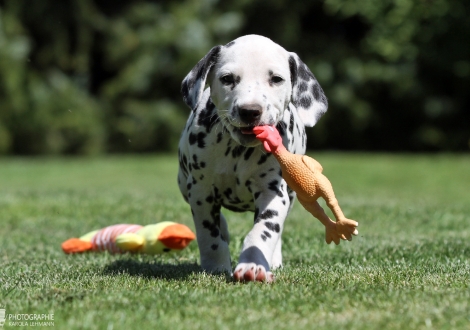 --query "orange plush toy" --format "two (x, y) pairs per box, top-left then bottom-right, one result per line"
(253, 126), (358, 245)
